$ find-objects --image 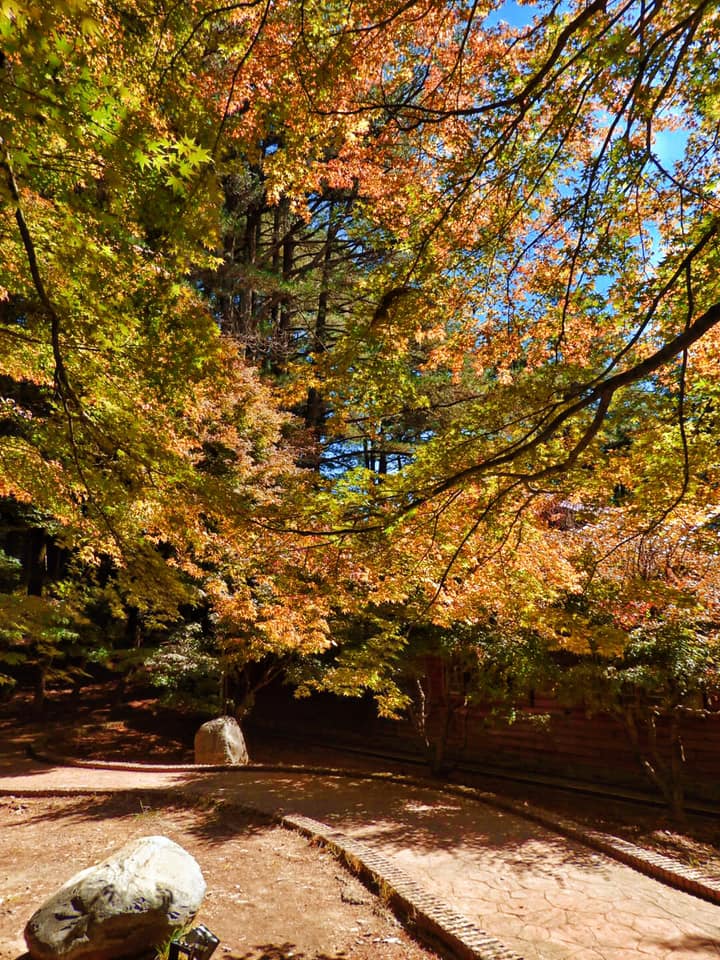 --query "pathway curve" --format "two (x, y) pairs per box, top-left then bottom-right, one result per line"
(1, 748), (719, 960)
